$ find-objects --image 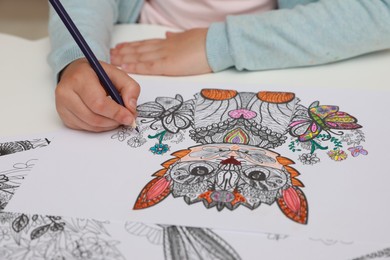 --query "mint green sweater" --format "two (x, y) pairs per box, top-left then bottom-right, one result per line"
(48, 0), (390, 76)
